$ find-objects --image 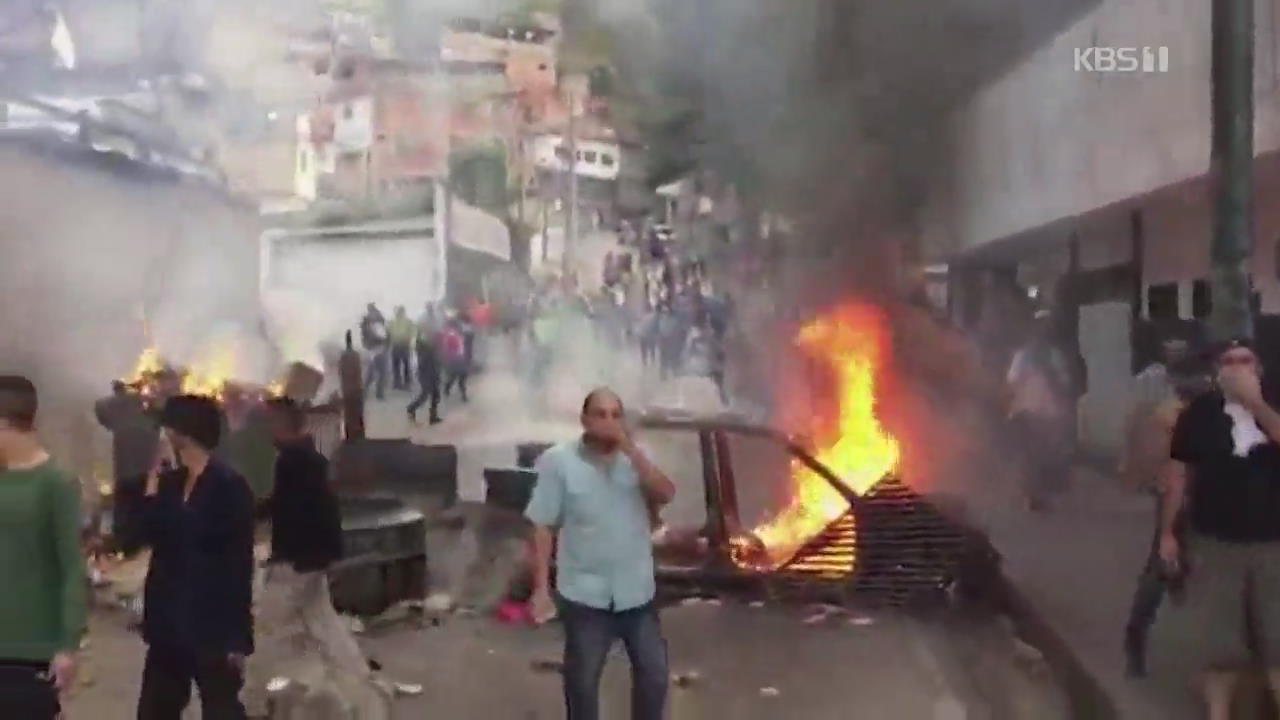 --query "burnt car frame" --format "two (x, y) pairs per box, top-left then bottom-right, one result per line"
(635, 409), (996, 609)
